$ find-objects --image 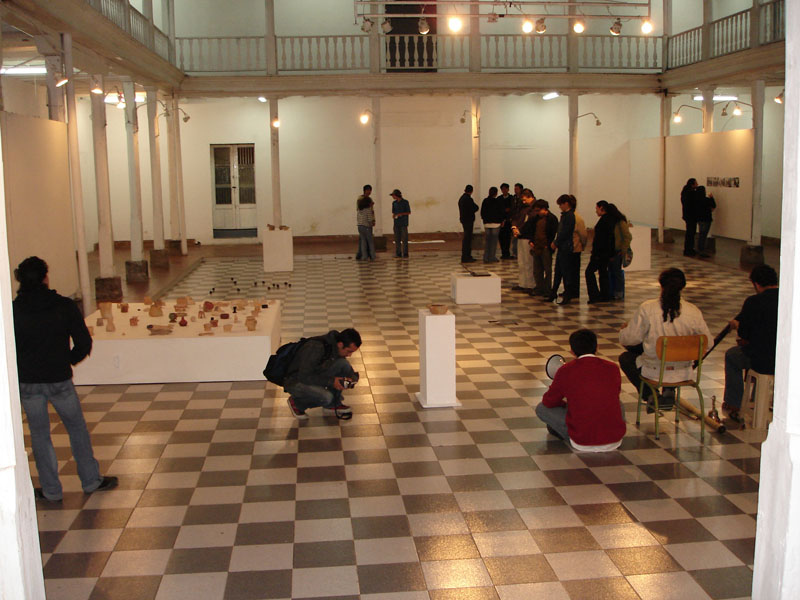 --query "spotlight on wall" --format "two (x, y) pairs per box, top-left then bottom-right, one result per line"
(90, 76), (103, 94)
(775, 90), (784, 104)
(641, 19), (654, 34)
(55, 73), (69, 87)
(732, 104), (742, 116)
(572, 19), (585, 33)
(271, 117), (280, 128)
(360, 18), (373, 33)
(448, 16), (463, 33)
(672, 112), (682, 123)
(258, 96), (267, 103)
(359, 109), (373, 125)
(578, 112), (602, 126)
(522, 19), (533, 34)
(459, 110), (471, 124)
(542, 91), (560, 100)
(418, 17), (430, 34)
(610, 19), (622, 36)
(535, 18), (547, 34)
(381, 19), (392, 33)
